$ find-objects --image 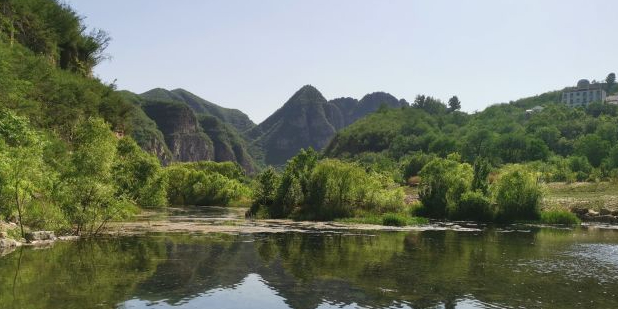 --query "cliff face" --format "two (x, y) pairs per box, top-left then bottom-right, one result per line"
(125, 89), (258, 172)
(248, 86), (408, 166)
(198, 115), (256, 174)
(141, 88), (256, 133)
(142, 101), (214, 162)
